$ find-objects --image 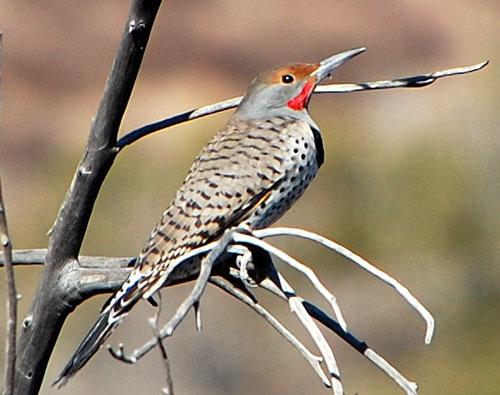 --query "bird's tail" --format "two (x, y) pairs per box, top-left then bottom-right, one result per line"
(53, 306), (120, 388)
(53, 271), (147, 388)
